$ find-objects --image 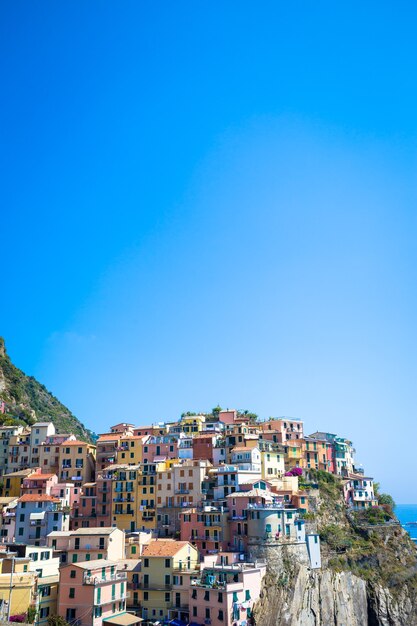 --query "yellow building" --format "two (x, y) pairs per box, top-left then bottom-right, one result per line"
(58, 440), (96, 488)
(137, 470), (157, 531)
(110, 465), (140, 533)
(259, 443), (285, 479)
(180, 414), (206, 435)
(0, 554), (37, 619)
(2, 469), (34, 497)
(139, 539), (199, 624)
(116, 436), (144, 466)
(37, 574), (59, 625)
(285, 439), (306, 470)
